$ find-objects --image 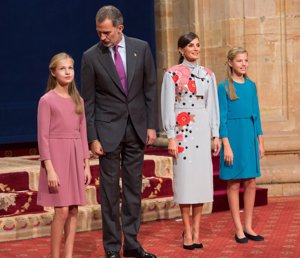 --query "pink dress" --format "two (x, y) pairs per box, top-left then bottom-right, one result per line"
(37, 90), (89, 207)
